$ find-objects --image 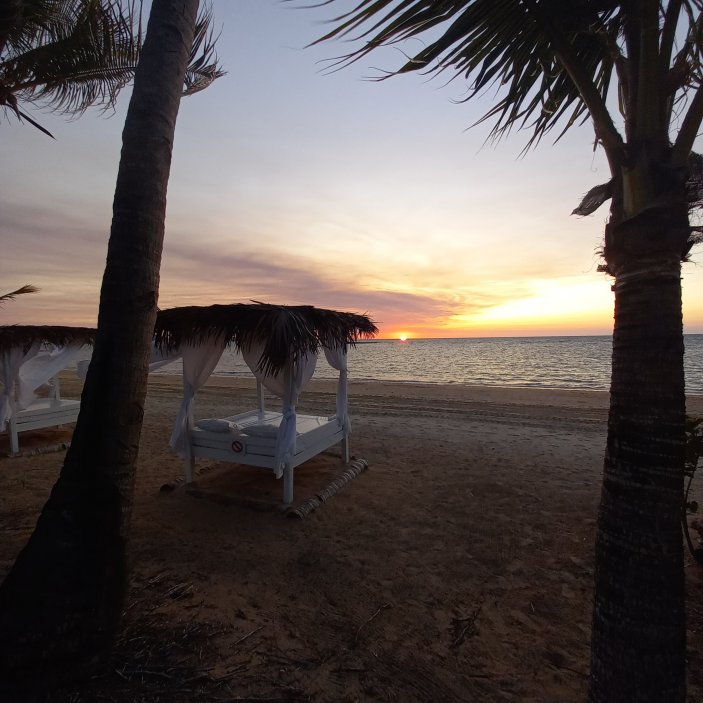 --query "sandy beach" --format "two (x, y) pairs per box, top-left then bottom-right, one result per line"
(1, 375), (702, 702)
